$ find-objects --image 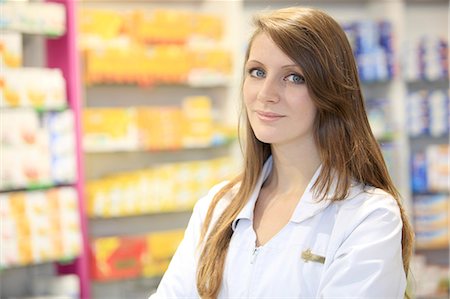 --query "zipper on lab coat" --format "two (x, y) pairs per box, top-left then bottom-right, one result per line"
(247, 246), (260, 297)
(250, 247), (260, 264)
